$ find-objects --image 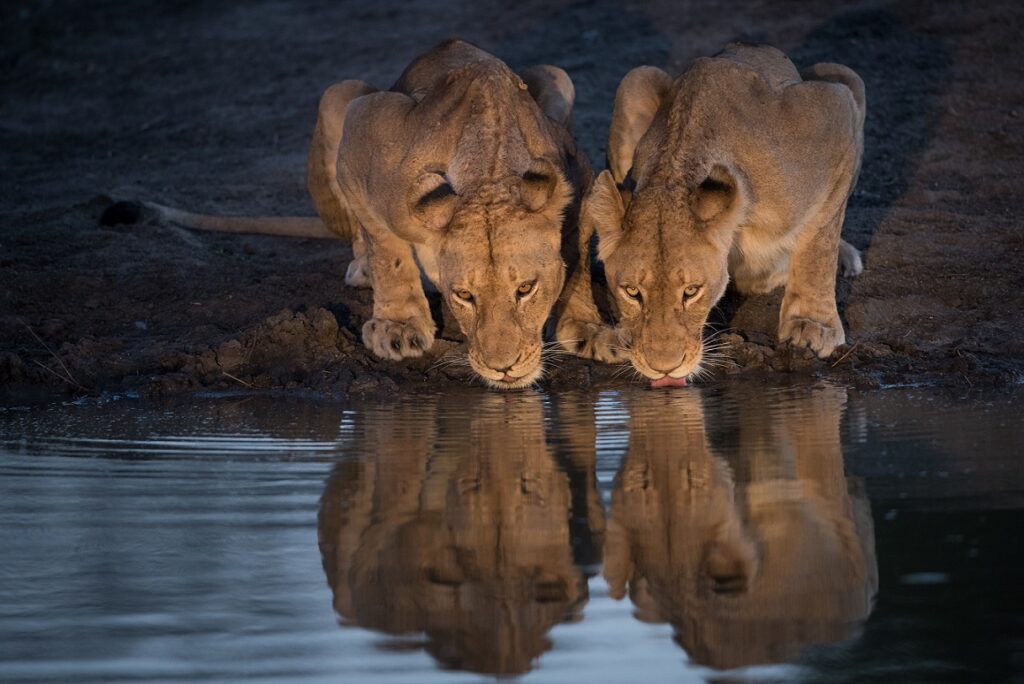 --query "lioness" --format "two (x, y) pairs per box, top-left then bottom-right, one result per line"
(318, 393), (602, 675)
(604, 385), (877, 668)
(119, 40), (597, 389)
(575, 44), (865, 386)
